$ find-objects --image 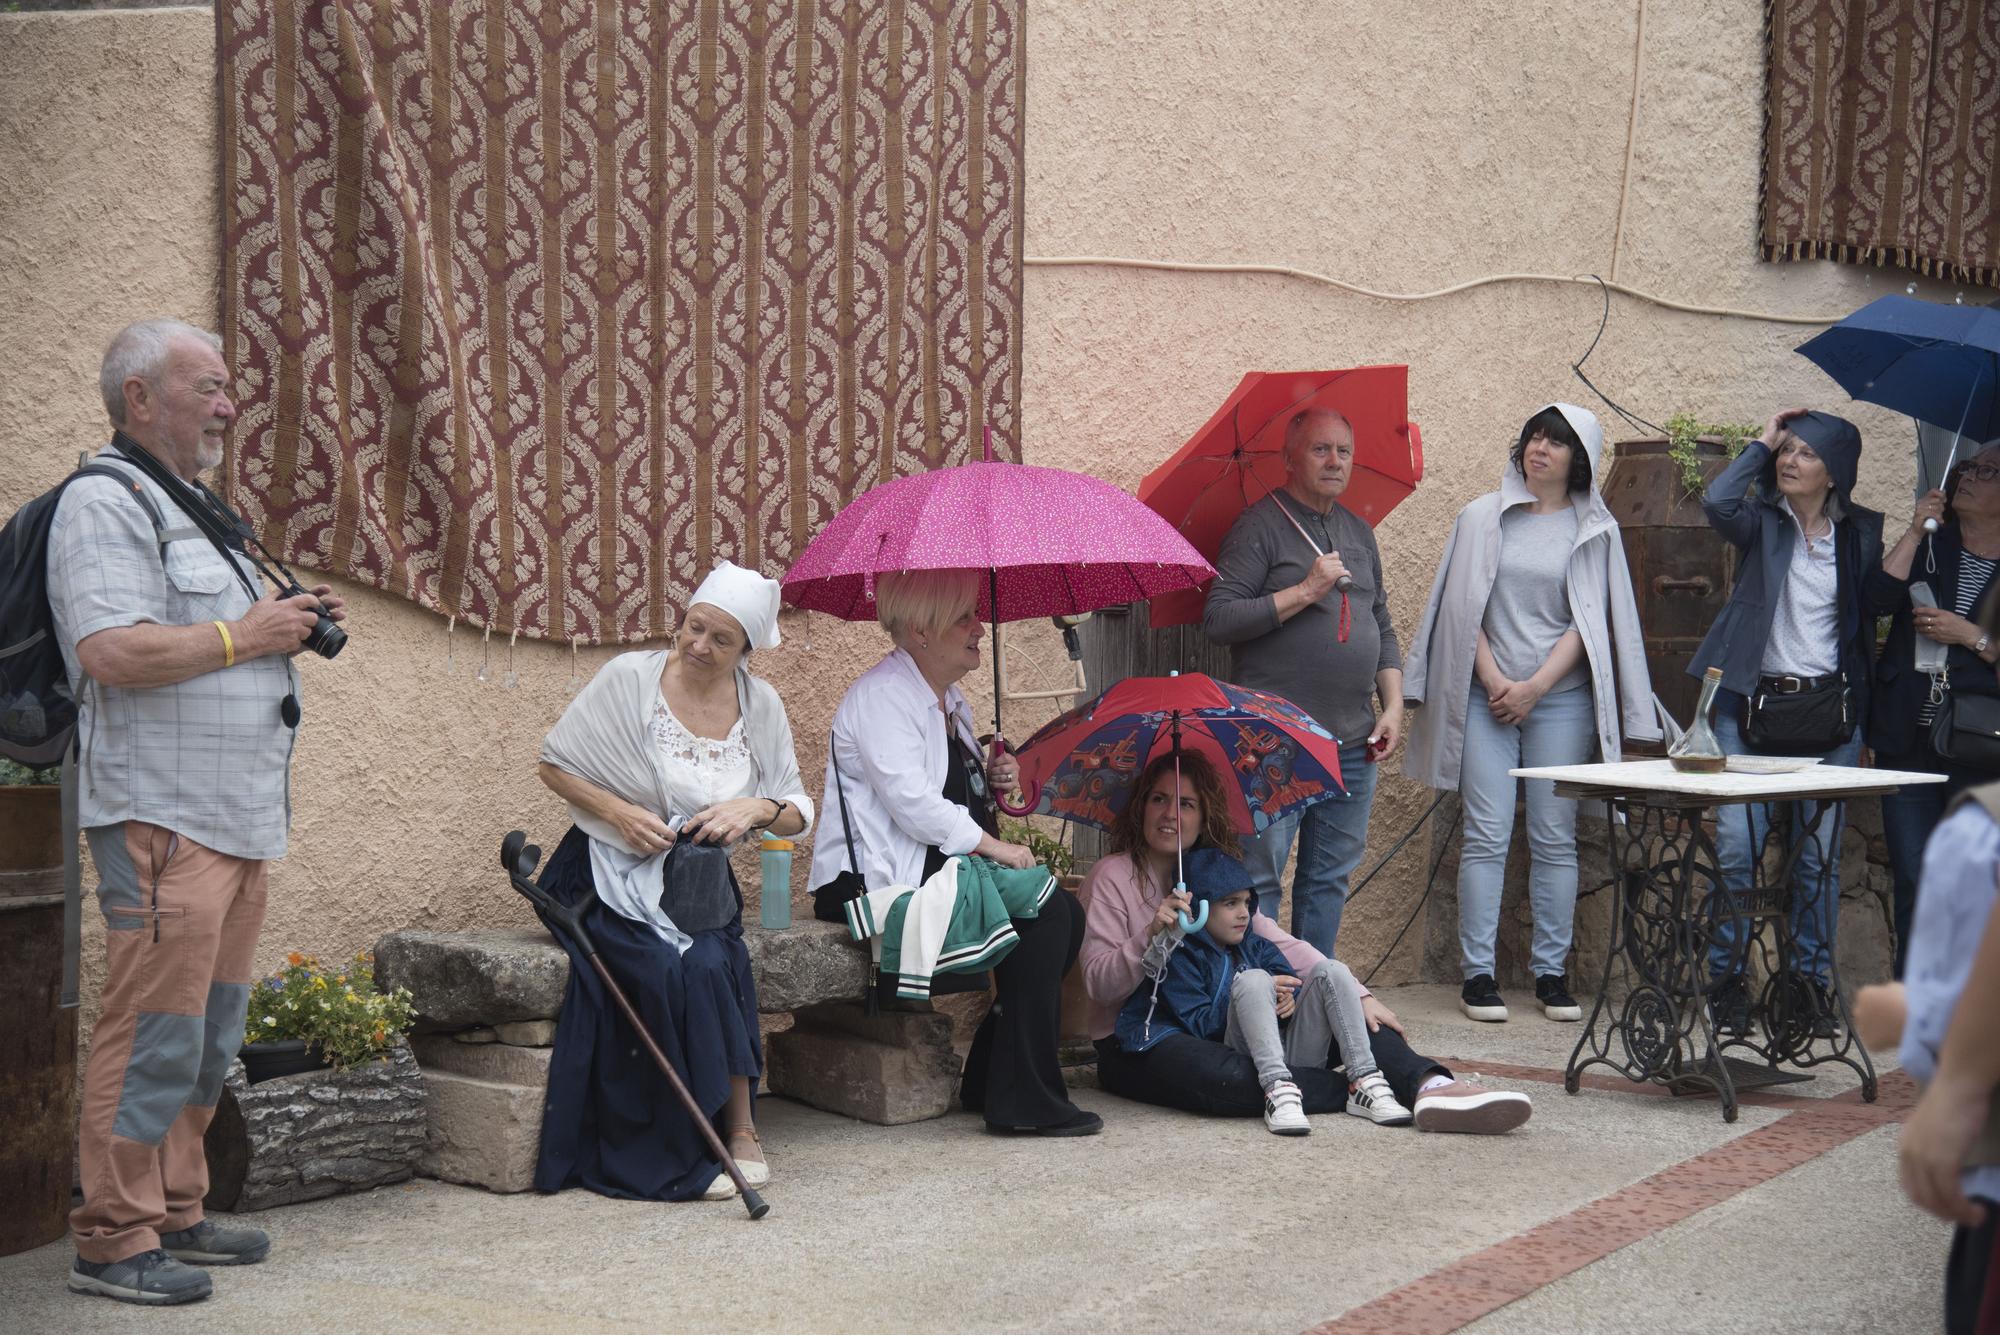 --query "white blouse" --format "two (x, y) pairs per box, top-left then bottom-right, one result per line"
(649, 700), (758, 822)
